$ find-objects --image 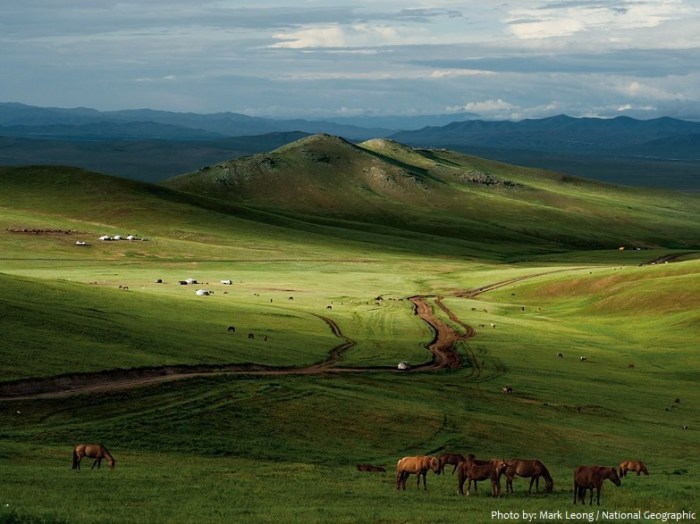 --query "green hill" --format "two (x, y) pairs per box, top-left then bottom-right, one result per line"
(165, 134), (700, 255)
